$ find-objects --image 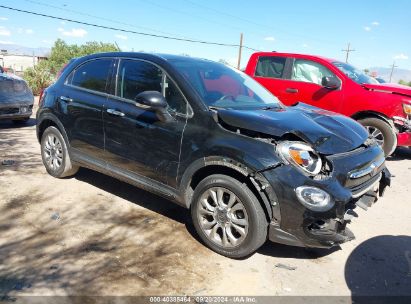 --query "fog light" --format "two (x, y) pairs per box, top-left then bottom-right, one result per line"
(21, 107), (27, 113)
(295, 186), (333, 211)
